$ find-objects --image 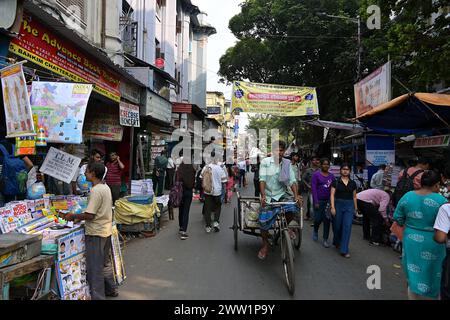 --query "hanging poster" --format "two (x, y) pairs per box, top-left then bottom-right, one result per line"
(40, 147), (82, 184)
(83, 112), (124, 141)
(120, 102), (140, 127)
(30, 82), (92, 144)
(0, 62), (35, 137)
(231, 81), (319, 117)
